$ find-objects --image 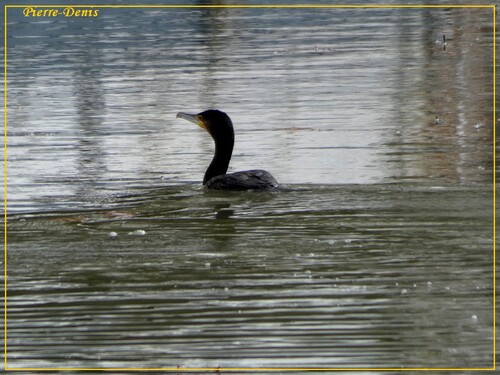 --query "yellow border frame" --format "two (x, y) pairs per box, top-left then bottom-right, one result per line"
(2, 3), (497, 372)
